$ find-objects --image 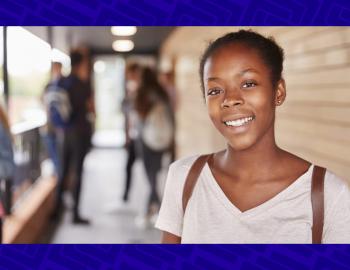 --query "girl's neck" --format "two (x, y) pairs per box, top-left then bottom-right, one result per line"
(218, 132), (283, 182)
